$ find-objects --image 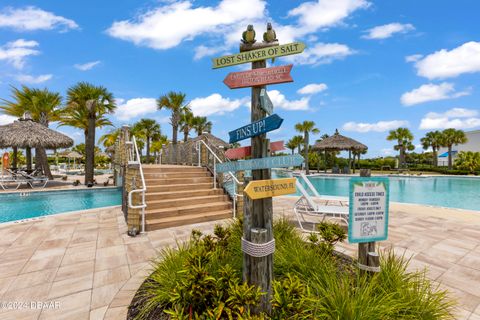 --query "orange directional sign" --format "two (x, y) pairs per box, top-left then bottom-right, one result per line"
(223, 65), (293, 89)
(244, 178), (297, 200)
(225, 140), (285, 160)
